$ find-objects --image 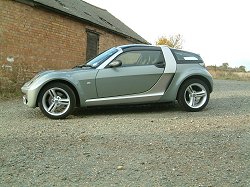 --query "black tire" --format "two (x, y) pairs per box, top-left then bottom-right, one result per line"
(177, 79), (210, 112)
(38, 82), (76, 119)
